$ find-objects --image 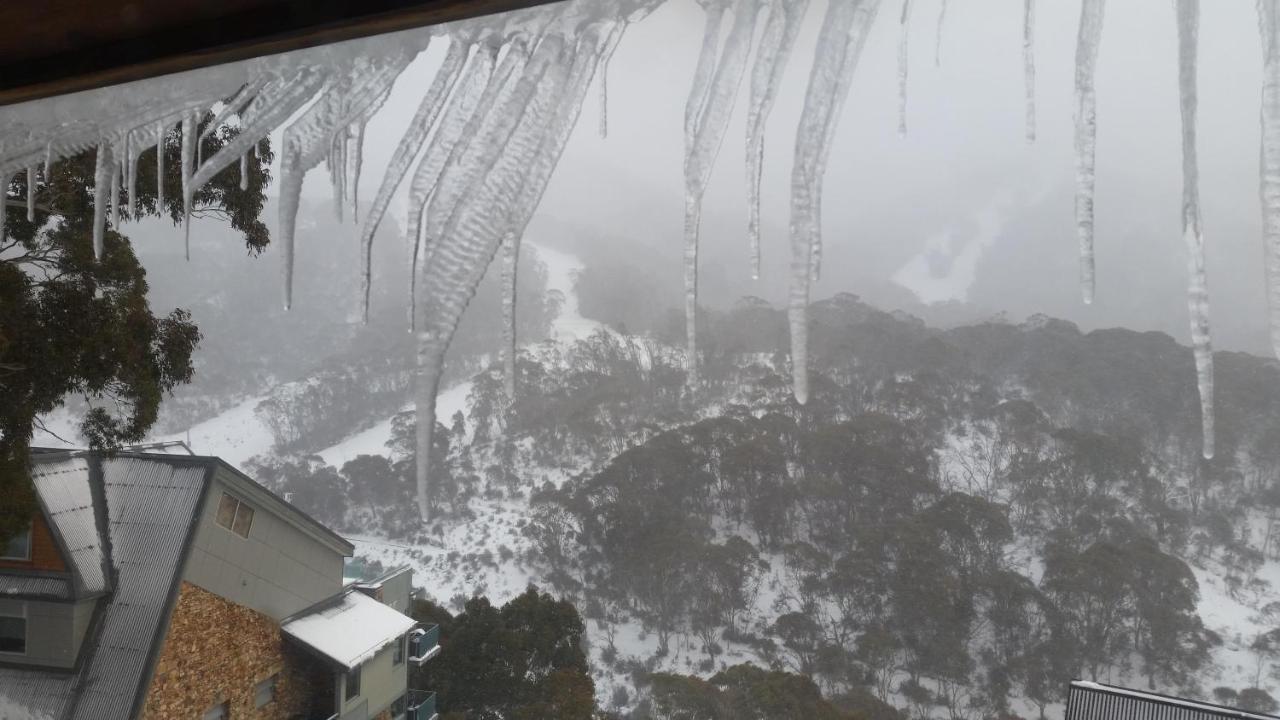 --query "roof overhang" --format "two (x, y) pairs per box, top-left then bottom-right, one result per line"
(281, 589), (418, 670)
(0, 0), (557, 107)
